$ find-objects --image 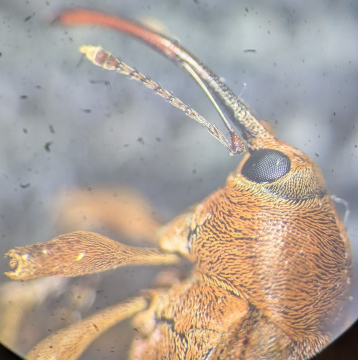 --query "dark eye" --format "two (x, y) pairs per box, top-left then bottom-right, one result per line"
(242, 149), (291, 183)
